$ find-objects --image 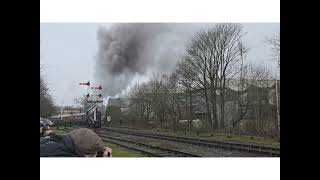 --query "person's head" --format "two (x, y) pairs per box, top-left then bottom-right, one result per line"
(68, 128), (104, 157)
